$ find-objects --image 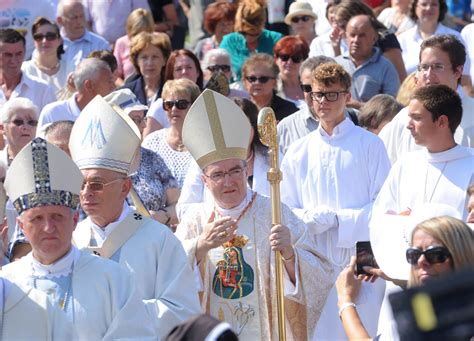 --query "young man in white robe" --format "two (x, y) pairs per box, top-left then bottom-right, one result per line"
(379, 34), (474, 165)
(176, 89), (334, 340)
(69, 95), (201, 339)
(280, 63), (392, 340)
(1, 137), (156, 339)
